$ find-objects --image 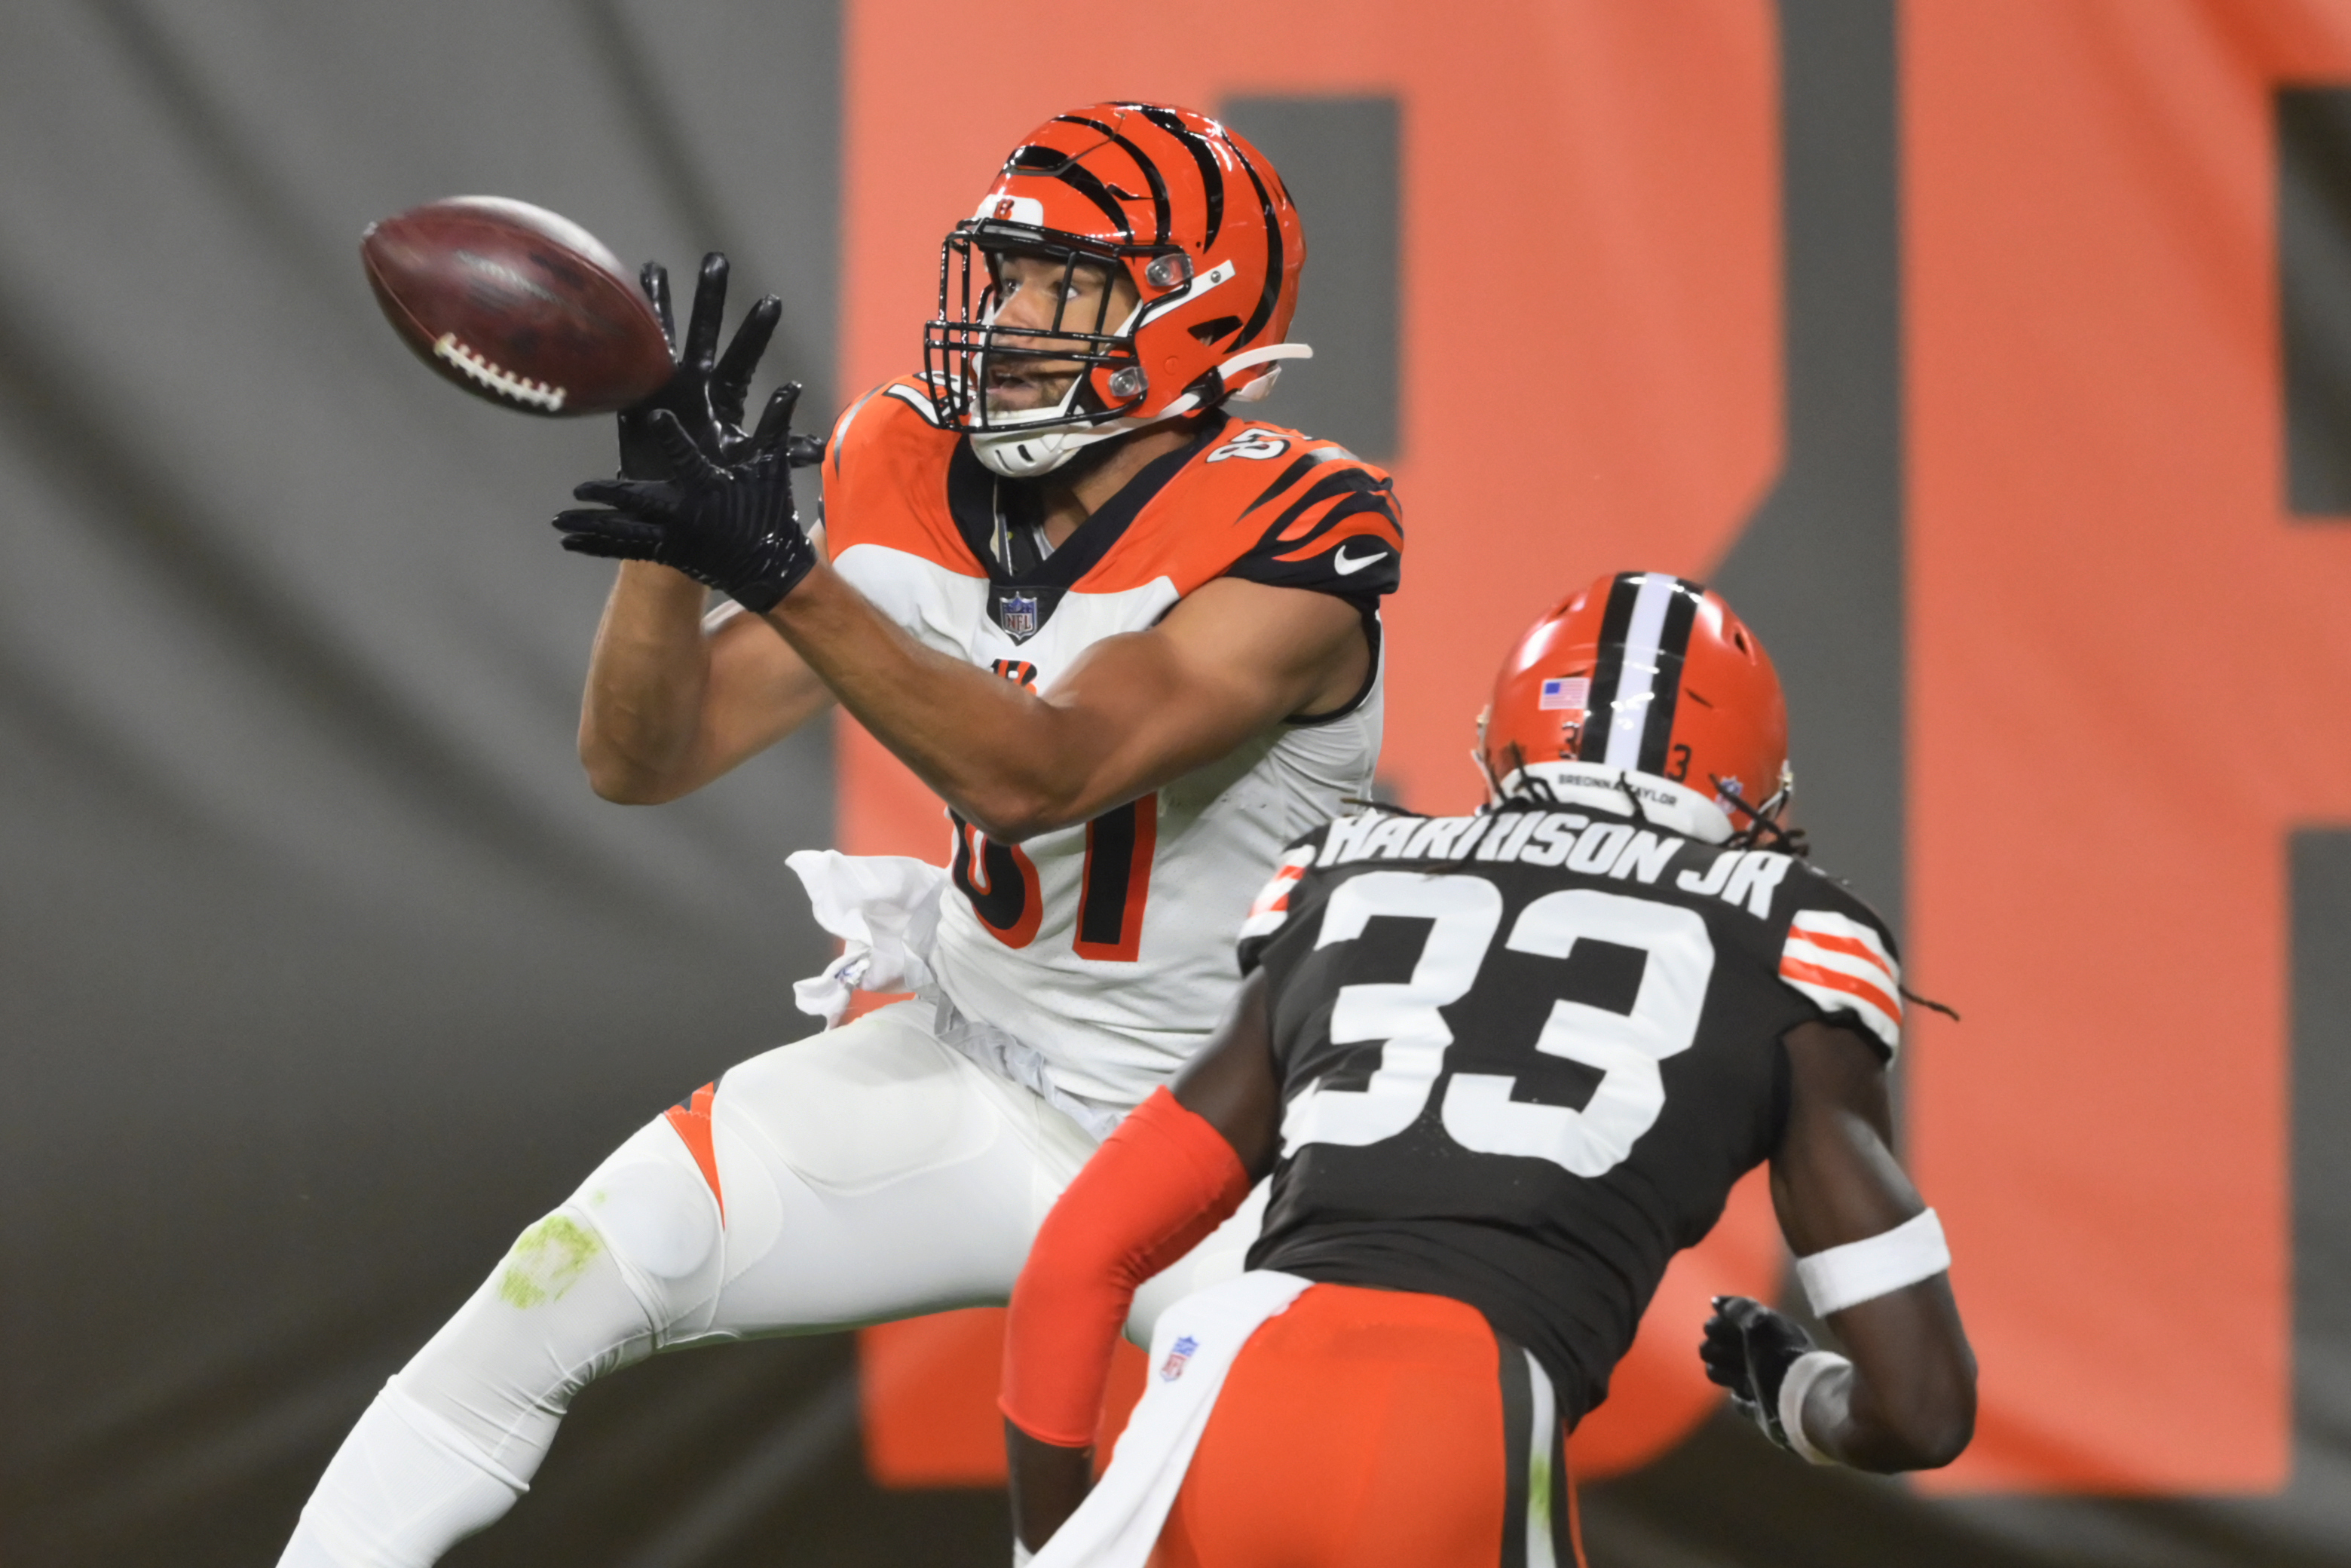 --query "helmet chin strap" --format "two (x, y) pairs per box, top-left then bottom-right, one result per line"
(971, 418), (1136, 479)
(969, 294), (1149, 478)
(1502, 761), (1738, 844)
